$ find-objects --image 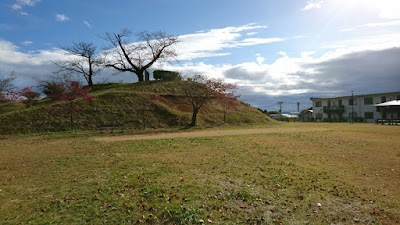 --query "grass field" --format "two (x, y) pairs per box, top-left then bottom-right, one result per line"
(1, 123), (399, 224)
